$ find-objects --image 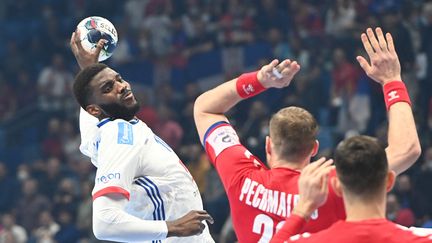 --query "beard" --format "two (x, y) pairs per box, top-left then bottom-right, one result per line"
(99, 101), (140, 121)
